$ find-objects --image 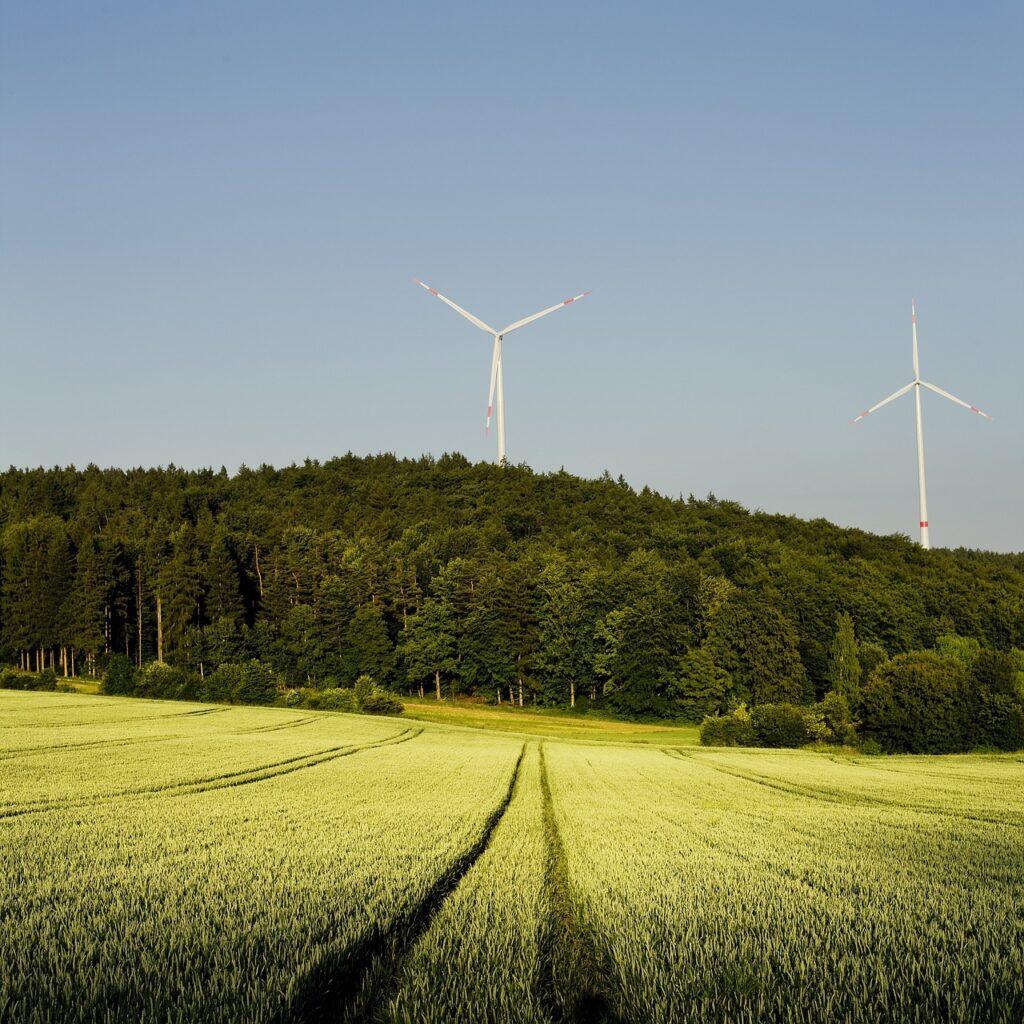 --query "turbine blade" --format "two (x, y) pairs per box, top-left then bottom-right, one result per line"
(850, 381), (916, 424)
(413, 278), (497, 334)
(499, 290), (591, 335)
(920, 381), (993, 420)
(911, 300), (920, 379)
(486, 336), (500, 433)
